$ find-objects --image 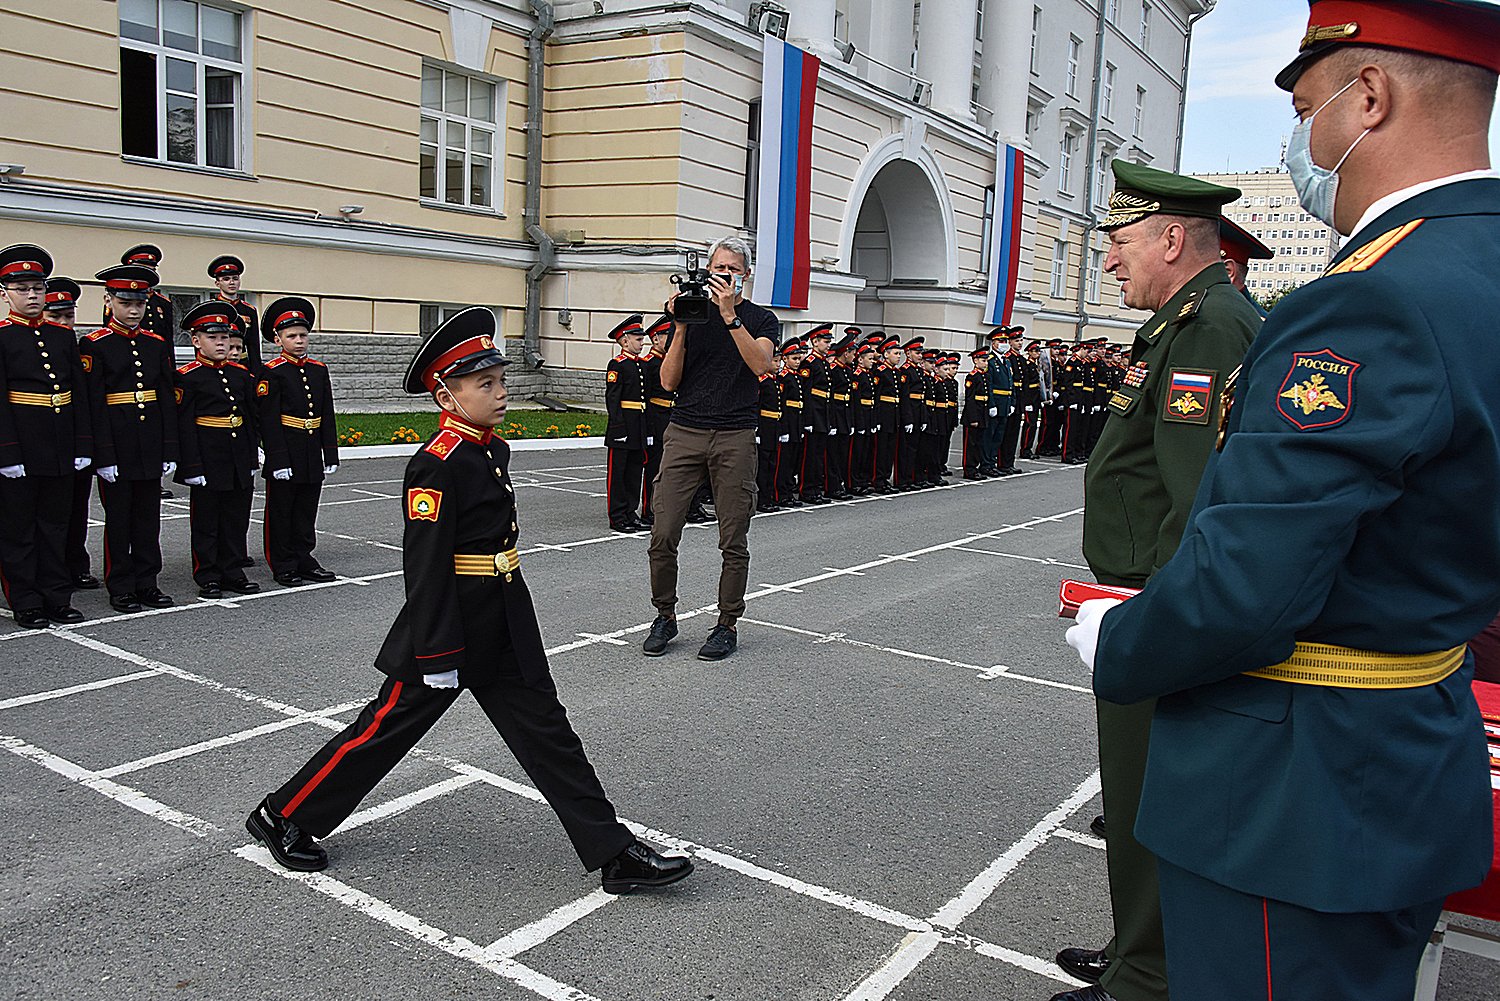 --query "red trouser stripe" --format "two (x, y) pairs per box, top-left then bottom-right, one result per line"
(1263, 897), (1273, 1001)
(282, 680), (405, 817)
